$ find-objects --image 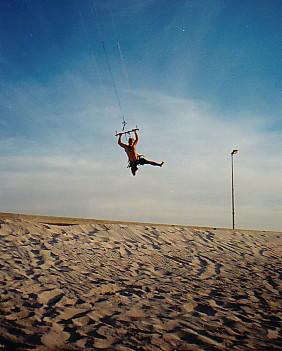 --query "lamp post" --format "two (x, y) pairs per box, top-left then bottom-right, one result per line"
(231, 149), (239, 230)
